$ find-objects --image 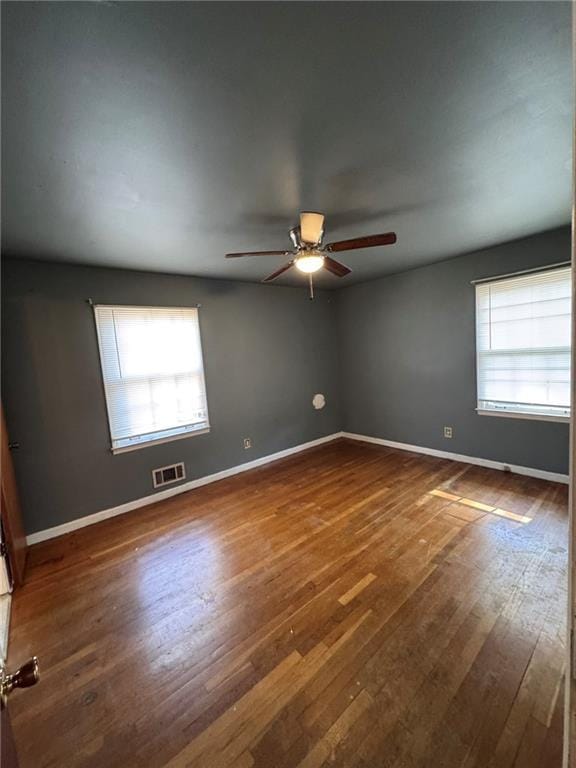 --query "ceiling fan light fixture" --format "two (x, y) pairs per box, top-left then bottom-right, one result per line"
(300, 212), (325, 245)
(225, 209), (397, 287)
(295, 254), (324, 274)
